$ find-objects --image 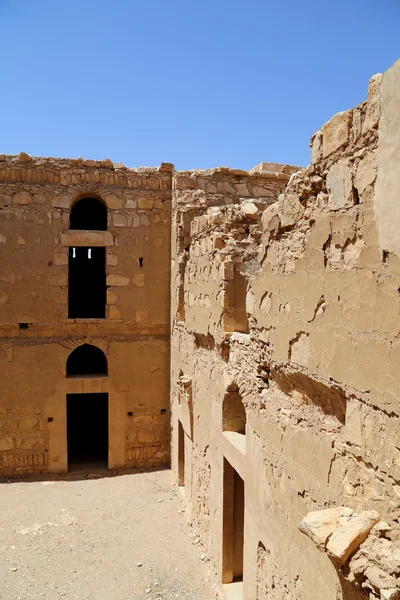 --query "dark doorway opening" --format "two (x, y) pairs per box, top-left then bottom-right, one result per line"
(67, 393), (108, 467)
(68, 246), (106, 318)
(66, 344), (108, 377)
(222, 458), (245, 584)
(70, 197), (107, 230)
(178, 420), (185, 486)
